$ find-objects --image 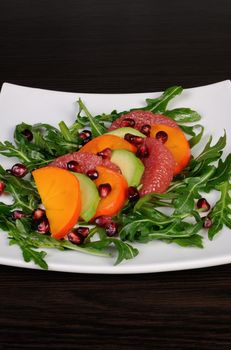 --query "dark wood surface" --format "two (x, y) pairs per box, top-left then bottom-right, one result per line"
(0, 1), (231, 349)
